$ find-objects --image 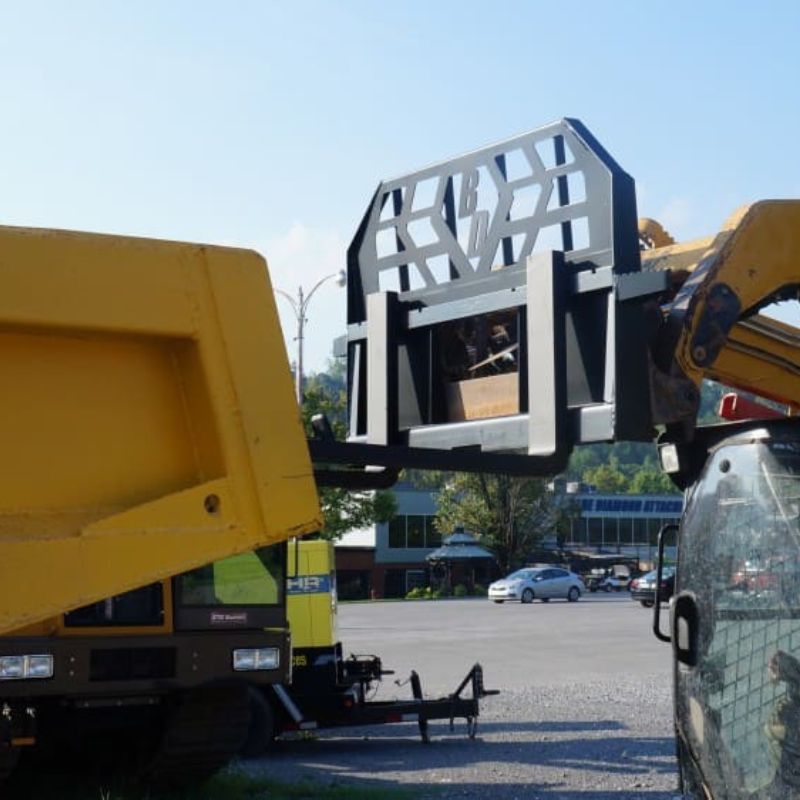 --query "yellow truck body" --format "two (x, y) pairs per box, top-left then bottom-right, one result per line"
(287, 539), (338, 651)
(0, 226), (321, 634)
